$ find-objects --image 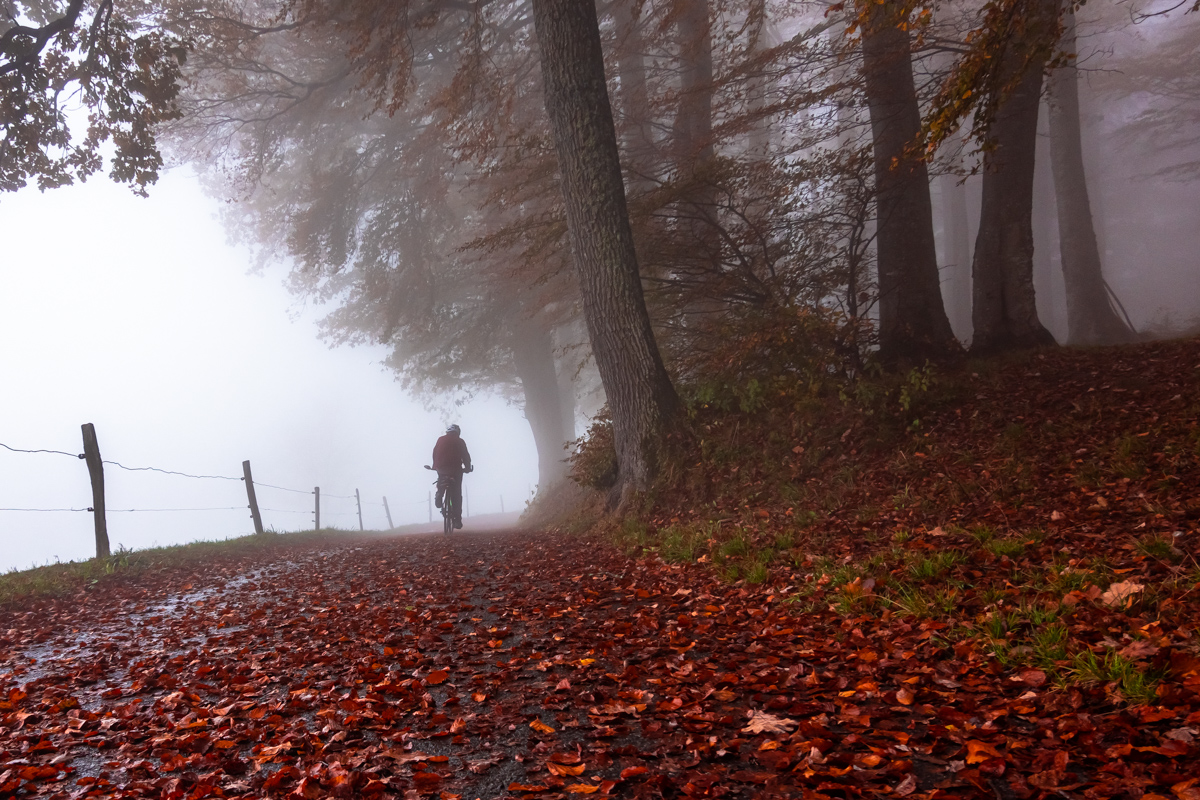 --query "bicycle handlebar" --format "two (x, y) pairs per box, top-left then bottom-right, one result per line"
(425, 465), (474, 472)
